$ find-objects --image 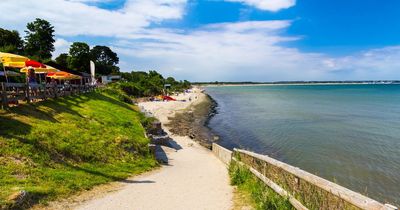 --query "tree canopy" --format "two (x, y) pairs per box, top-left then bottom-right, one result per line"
(0, 18), (191, 92)
(69, 42), (90, 72)
(90, 45), (119, 75)
(115, 70), (191, 97)
(54, 44), (120, 74)
(0, 28), (24, 54)
(55, 53), (69, 68)
(24, 18), (55, 61)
